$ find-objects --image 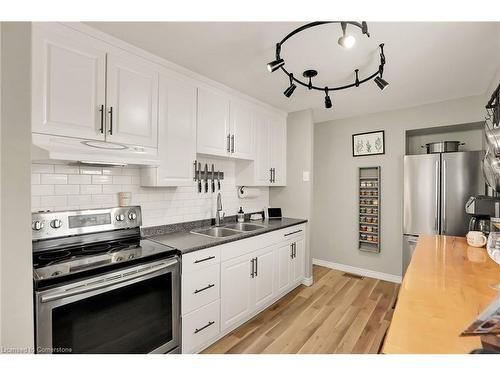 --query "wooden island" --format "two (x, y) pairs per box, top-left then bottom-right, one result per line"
(383, 235), (500, 354)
